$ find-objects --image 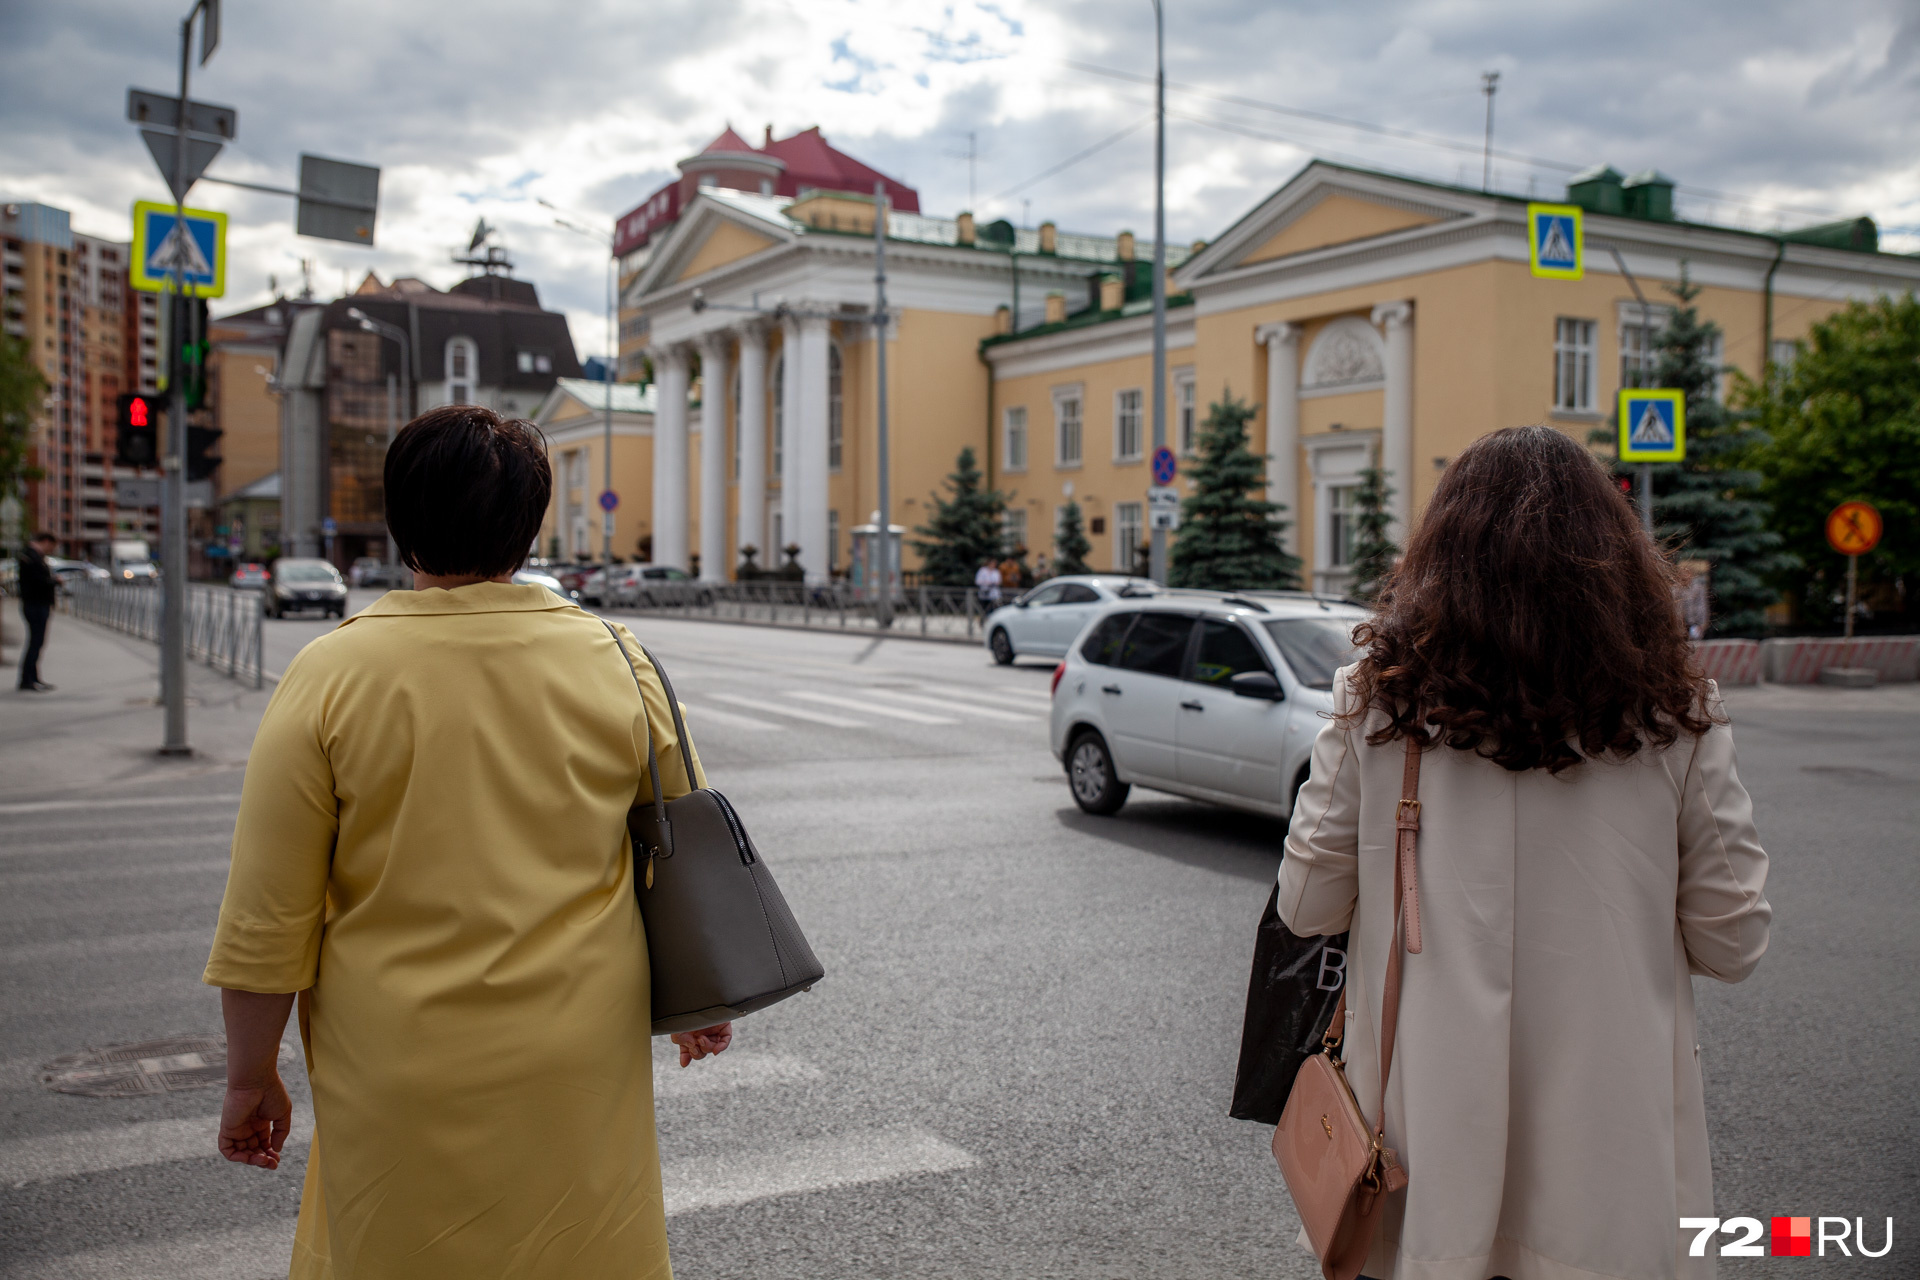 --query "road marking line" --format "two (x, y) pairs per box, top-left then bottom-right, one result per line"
(661, 1126), (975, 1216)
(650, 1044), (823, 1098)
(712, 693), (866, 729)
(681, 702), (785, 733)
(0, 794), (240, 816)
(0, 927), (212, 966)
(1, 1223), (297, 1280)
(789, 691), (955, 724)
(2, 858), (229, 888)
(0, 1104), (315, 1188)
(0, 833), (231, 860)
(863, 689), (1036, 722)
